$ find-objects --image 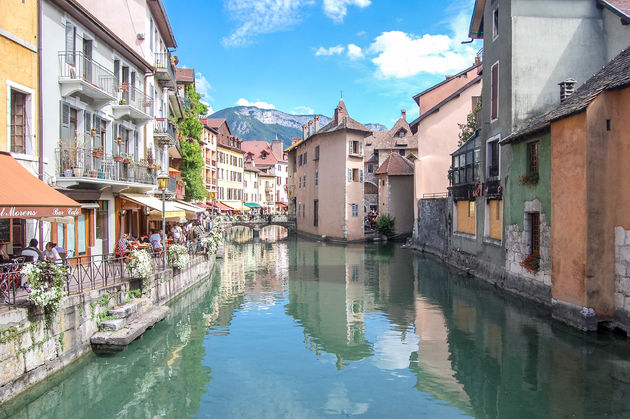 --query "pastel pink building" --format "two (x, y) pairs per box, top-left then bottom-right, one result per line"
(286, 99), (371, 241)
